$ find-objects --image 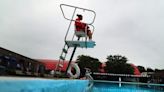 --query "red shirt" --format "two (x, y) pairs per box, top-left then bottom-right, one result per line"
(75, 18), (86, 31)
